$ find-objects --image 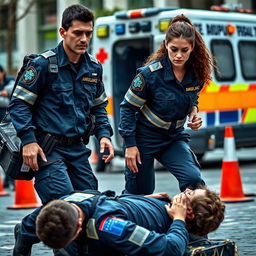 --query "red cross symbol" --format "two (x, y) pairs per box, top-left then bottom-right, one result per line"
(96, 48), (108, 64)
